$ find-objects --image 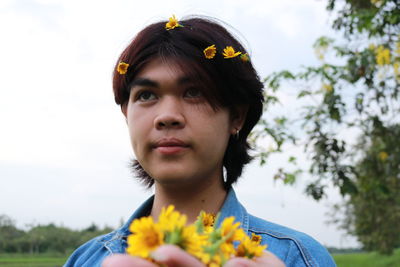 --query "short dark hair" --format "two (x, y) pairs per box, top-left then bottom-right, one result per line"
(112, 16), (264, 189)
